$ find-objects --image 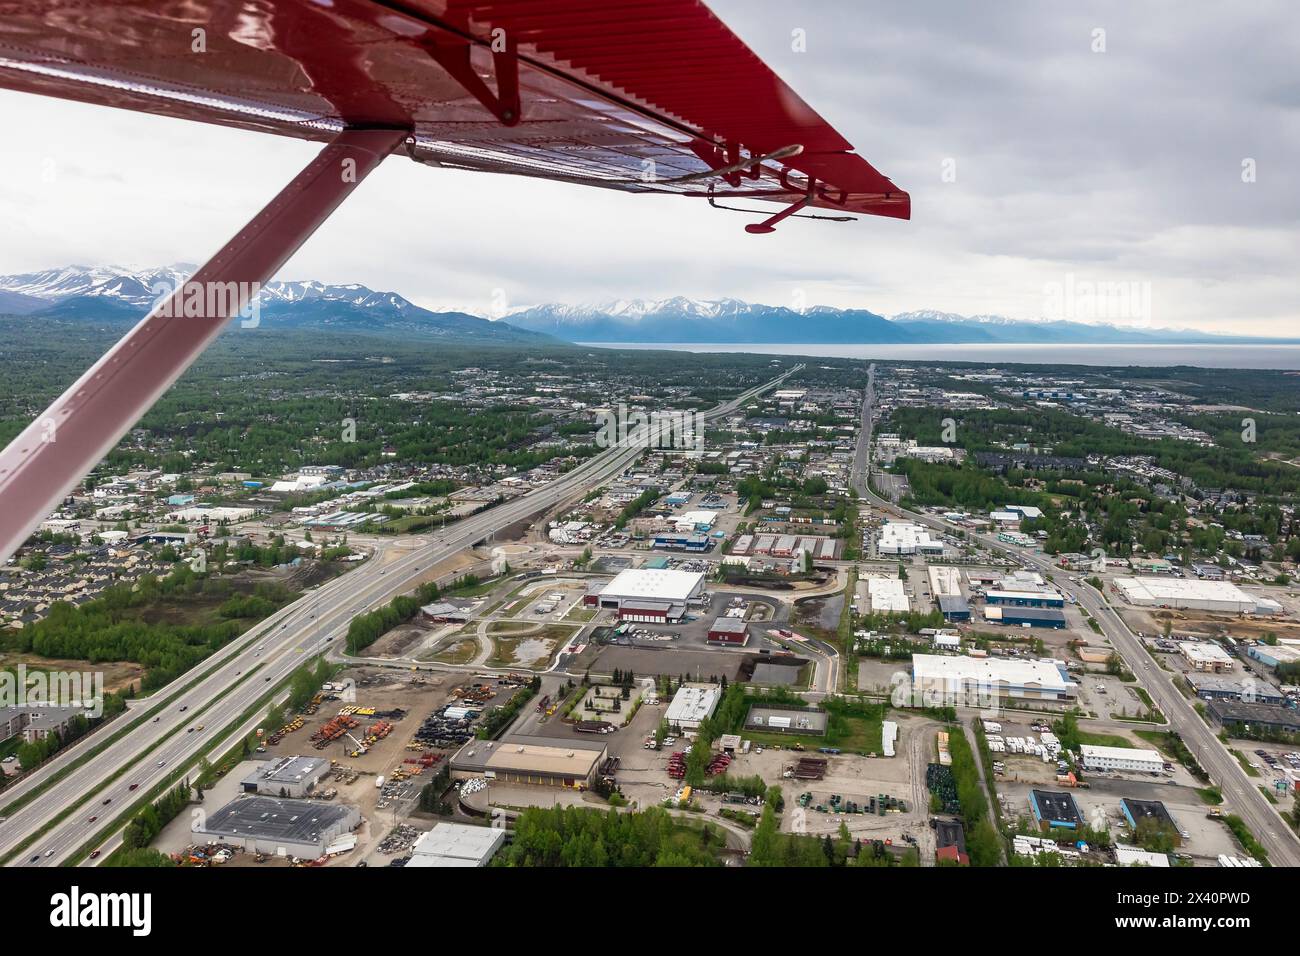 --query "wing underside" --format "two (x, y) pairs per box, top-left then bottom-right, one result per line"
(0, 0), (909, 219)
